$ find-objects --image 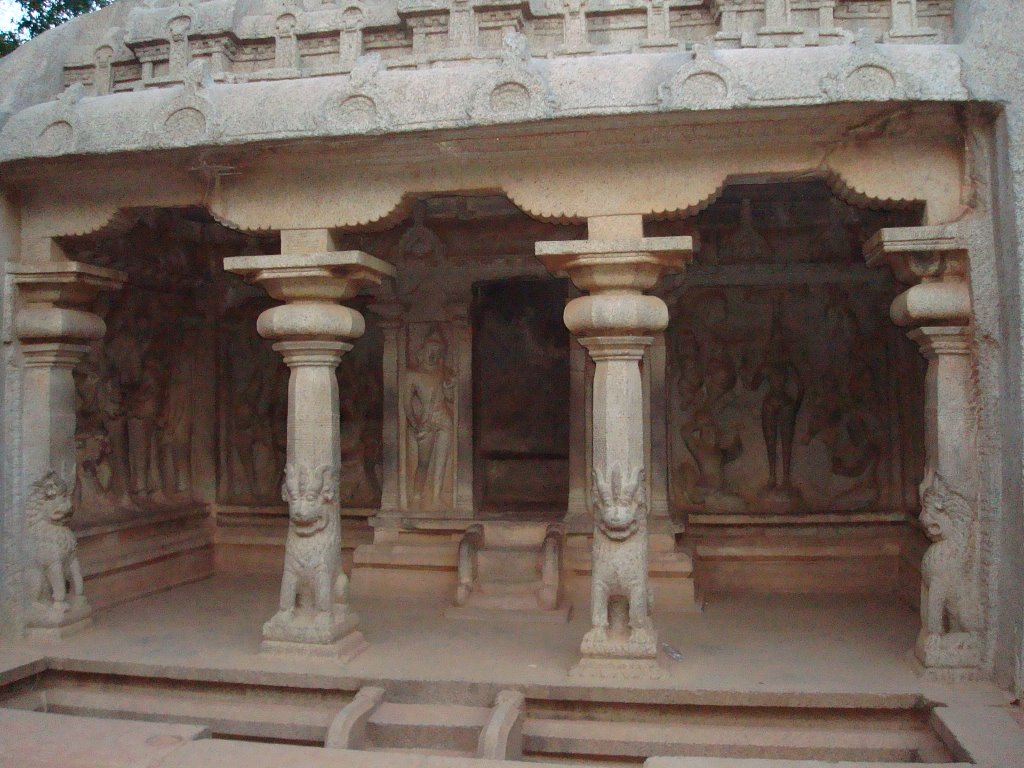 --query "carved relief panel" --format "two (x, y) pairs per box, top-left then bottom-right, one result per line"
(68, 209), (218, 528)
(399, 322), (459, 513)
(73, 289), (207, 525)
(661, 184), (925, 518)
